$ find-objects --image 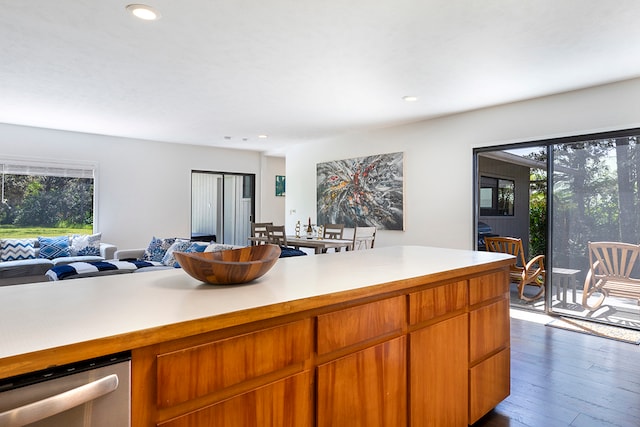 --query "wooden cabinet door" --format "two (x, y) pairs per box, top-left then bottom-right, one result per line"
(157, 371), (312, 427)
(317, 336), (407, 427)
(409, 313), (468, 427)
